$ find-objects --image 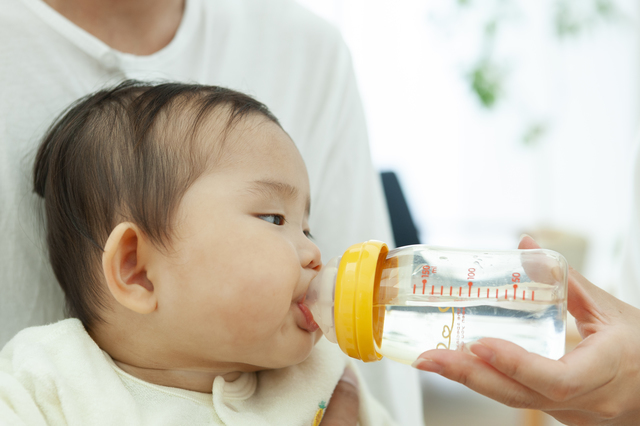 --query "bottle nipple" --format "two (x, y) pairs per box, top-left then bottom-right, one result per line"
(303, 257), (341, 343)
